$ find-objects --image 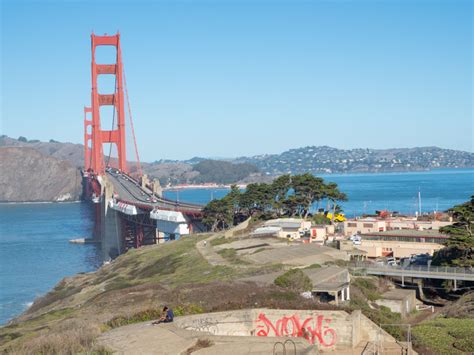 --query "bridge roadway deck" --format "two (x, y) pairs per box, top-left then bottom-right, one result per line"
(106, 171), (203, 214)
(351, 262), (474, 281)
